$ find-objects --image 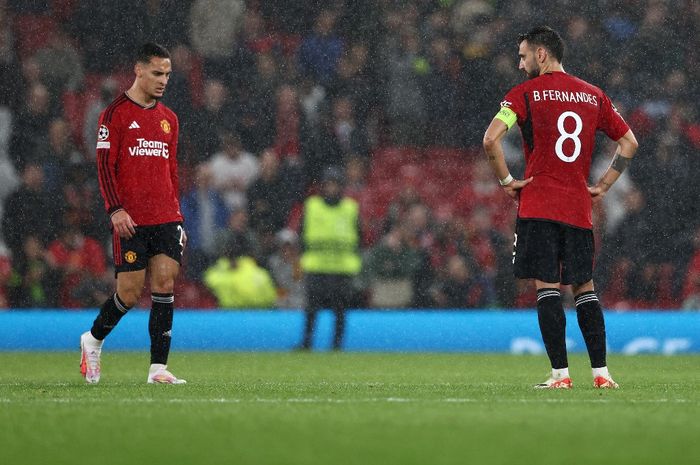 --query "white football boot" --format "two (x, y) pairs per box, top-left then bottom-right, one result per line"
(147, 364), (187, 384)
(593, 376), (620, 389)
(534, 376), (573, 389)
(80, 331), (103, 384)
